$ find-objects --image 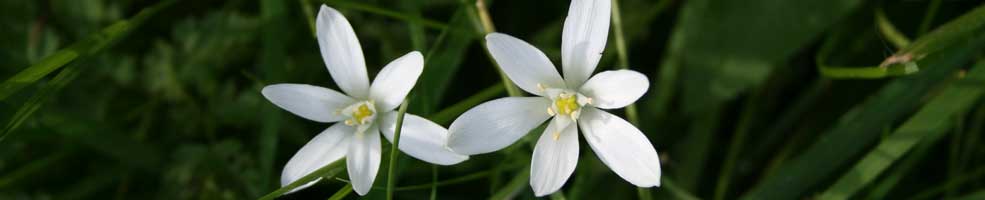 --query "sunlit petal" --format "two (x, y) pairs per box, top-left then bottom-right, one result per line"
(579, 107), (661, 187)
(447, 97), (553, 154)
(380, 112), (469, 165)
(317, 5), (370, 98)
